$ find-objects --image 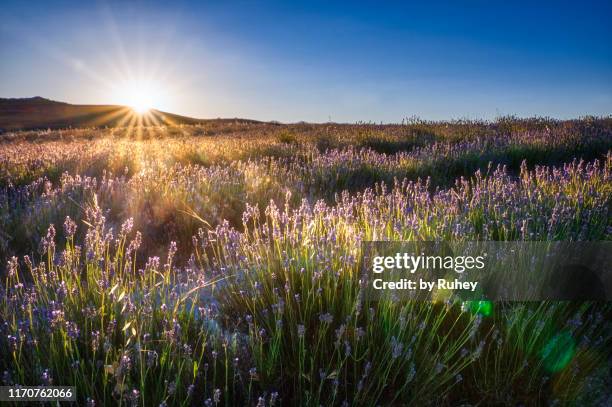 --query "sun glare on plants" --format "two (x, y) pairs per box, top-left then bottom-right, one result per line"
(112, 79), (164, 114)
